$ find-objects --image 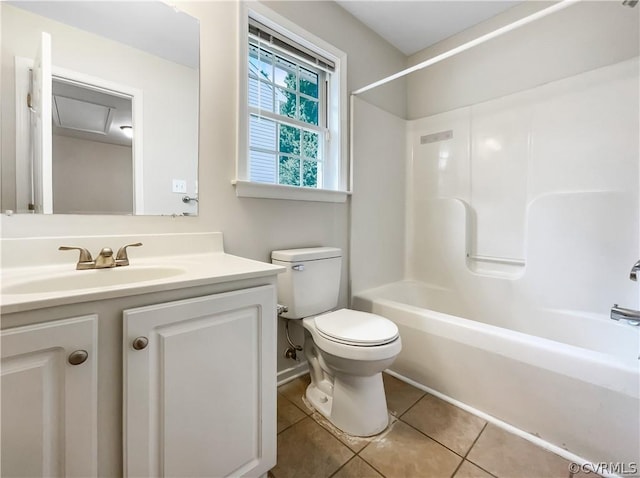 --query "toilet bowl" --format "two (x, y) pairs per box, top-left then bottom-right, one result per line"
(302, 309), (401, 436)
(271, 247), (402, 437)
